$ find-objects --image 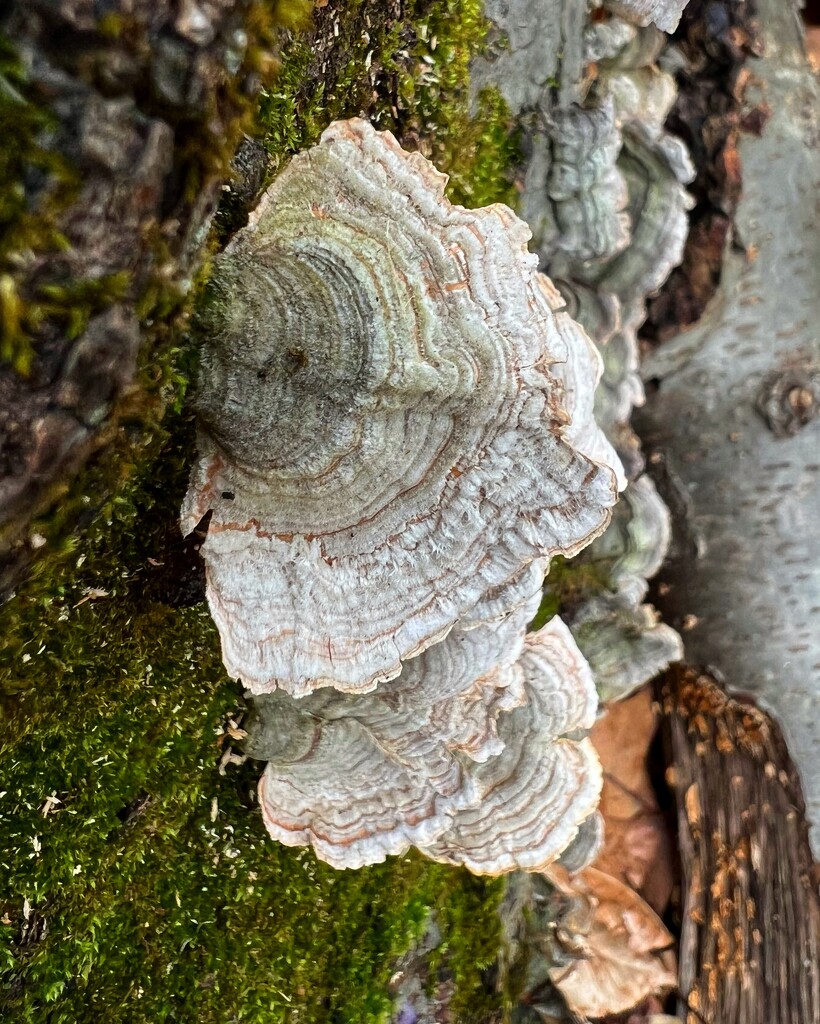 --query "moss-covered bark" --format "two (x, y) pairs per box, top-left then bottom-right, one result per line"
(0, 0), (310, 598)
(0, 1), (522, 1020)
